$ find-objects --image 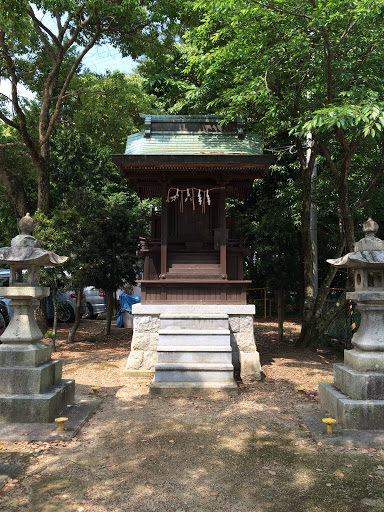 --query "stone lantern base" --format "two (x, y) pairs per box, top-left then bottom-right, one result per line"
(319, 349), (384, 430)
(0, 287), (74, 423)
(319, 360), (384, 430)
(0, 341), (75, 423)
